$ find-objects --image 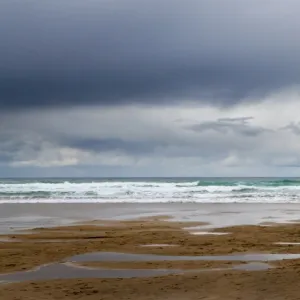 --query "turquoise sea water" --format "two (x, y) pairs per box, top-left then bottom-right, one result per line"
(0, 177), (300, 203)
